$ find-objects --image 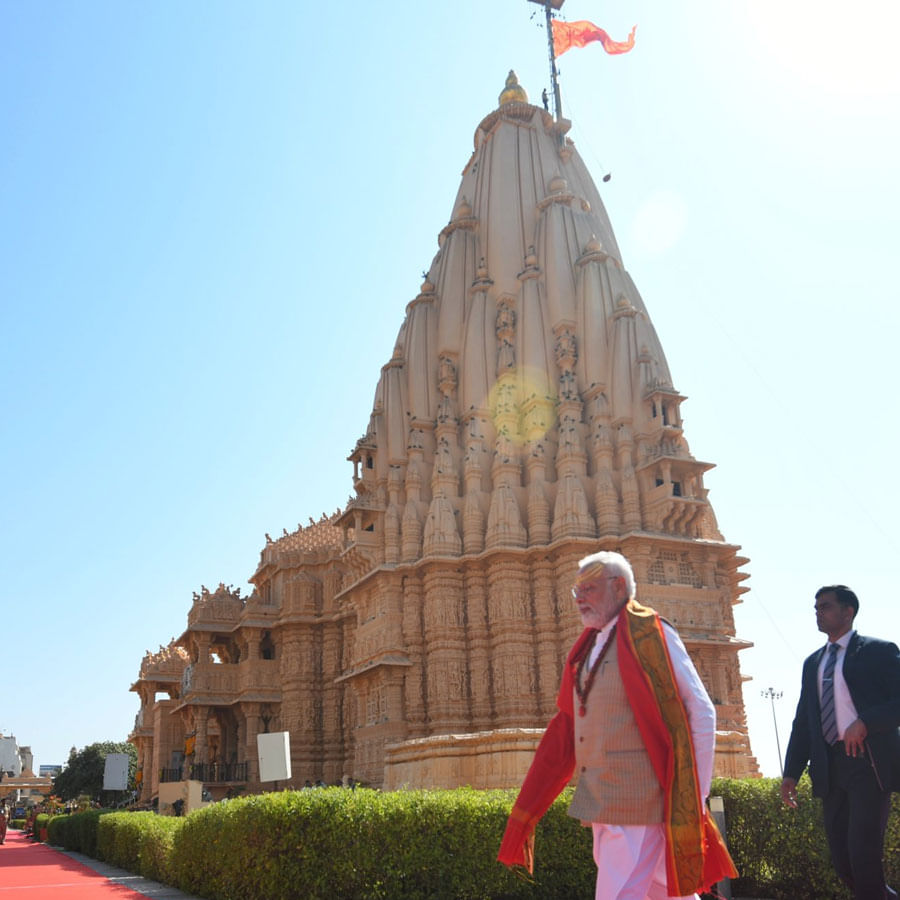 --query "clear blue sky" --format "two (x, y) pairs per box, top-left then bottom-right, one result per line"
(2, 0), (898, 779)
